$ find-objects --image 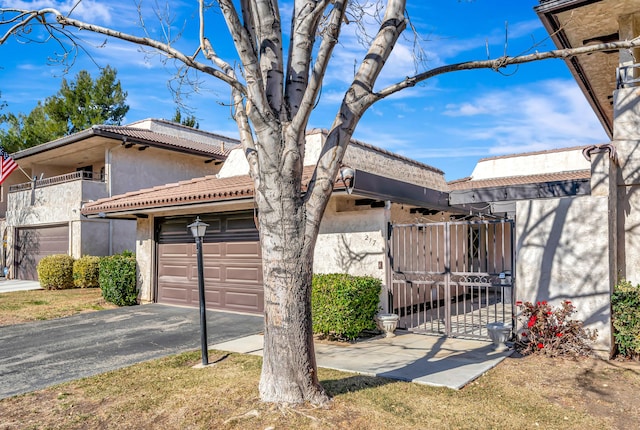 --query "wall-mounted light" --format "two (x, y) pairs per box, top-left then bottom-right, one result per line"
(340, 166), (355, 195)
